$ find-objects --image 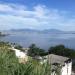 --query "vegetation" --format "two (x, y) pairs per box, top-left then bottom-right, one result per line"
(48, 45), (75, 72)
(11, 43), (25, 52)
(0, 42), (75, 75)
(48, 45), (75, 59)
(28, 44), (47, 57)
(14, 45), (24, 51)
(0, 50), (51, 75)
(0, 41), (11, 48)
(28, 44), (75, 59)
(0, 42), (61, 75)
(0, 49), (52, 75)
(28, 44), (75, 72)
